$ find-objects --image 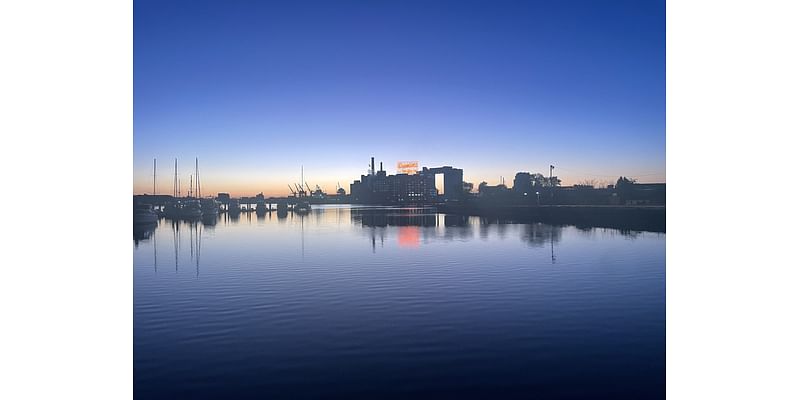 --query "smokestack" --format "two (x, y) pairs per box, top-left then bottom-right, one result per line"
(380, 162), (383, 172)
(371, 157), (375, 176)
